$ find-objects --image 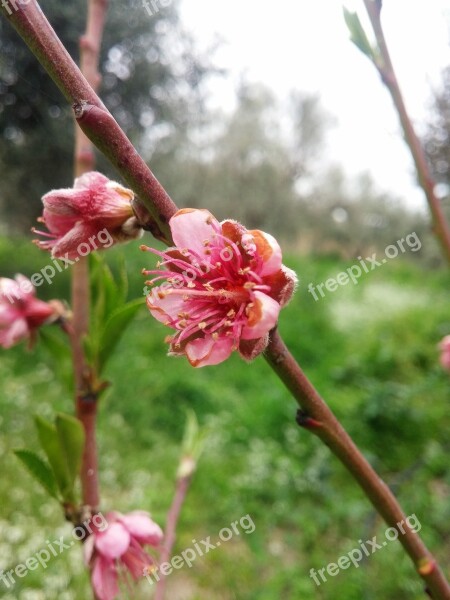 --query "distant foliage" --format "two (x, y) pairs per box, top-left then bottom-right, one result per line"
(0, 0), (211, 232)
(423, 65), (450, 227)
